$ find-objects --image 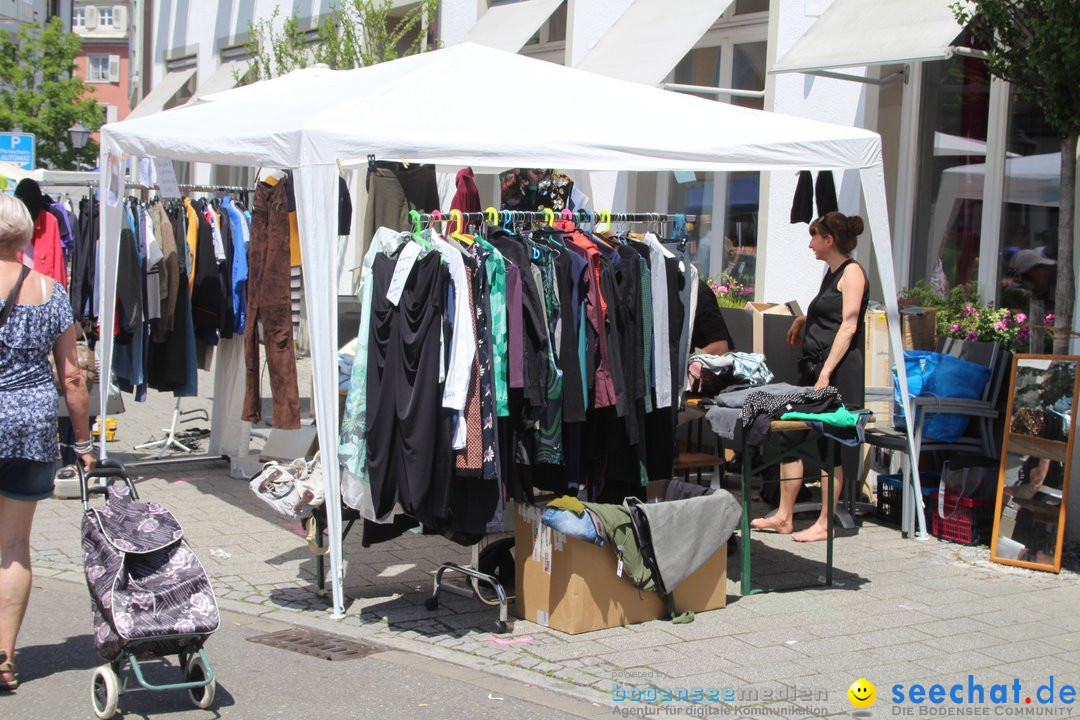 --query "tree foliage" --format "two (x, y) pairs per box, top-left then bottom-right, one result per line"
(953, 0), (1080, 353)
(240, 0), (438, 82)
(0, 17), (104, 169)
